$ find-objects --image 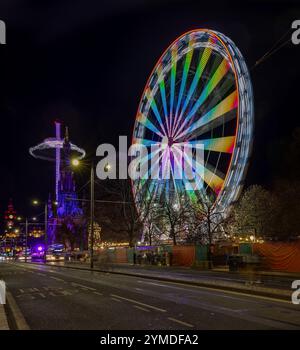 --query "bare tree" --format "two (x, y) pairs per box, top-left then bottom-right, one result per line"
(98, 178), (156, 247)
(143, 204), (165, 245)
(158, 194), (192, 245)
(185, 196), (228, 268)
